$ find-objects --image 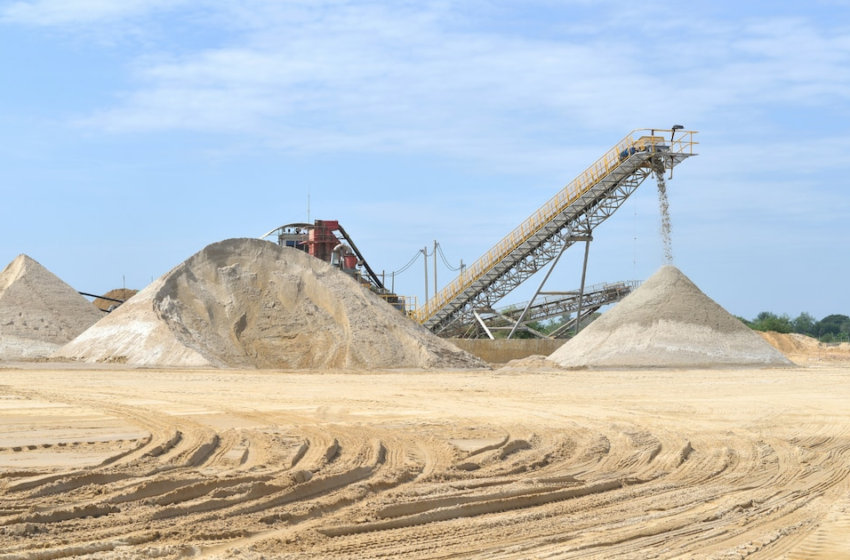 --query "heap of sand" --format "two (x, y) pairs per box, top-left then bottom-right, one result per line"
(57, 238), (485, 369)
(549, 265), (792, 368)
(92, 288), (139, 312)
(498, 355), (564, 370)
(0, 255), (102, 360)
(758, 332), (822, 357)
(759, 332), (850, 364)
